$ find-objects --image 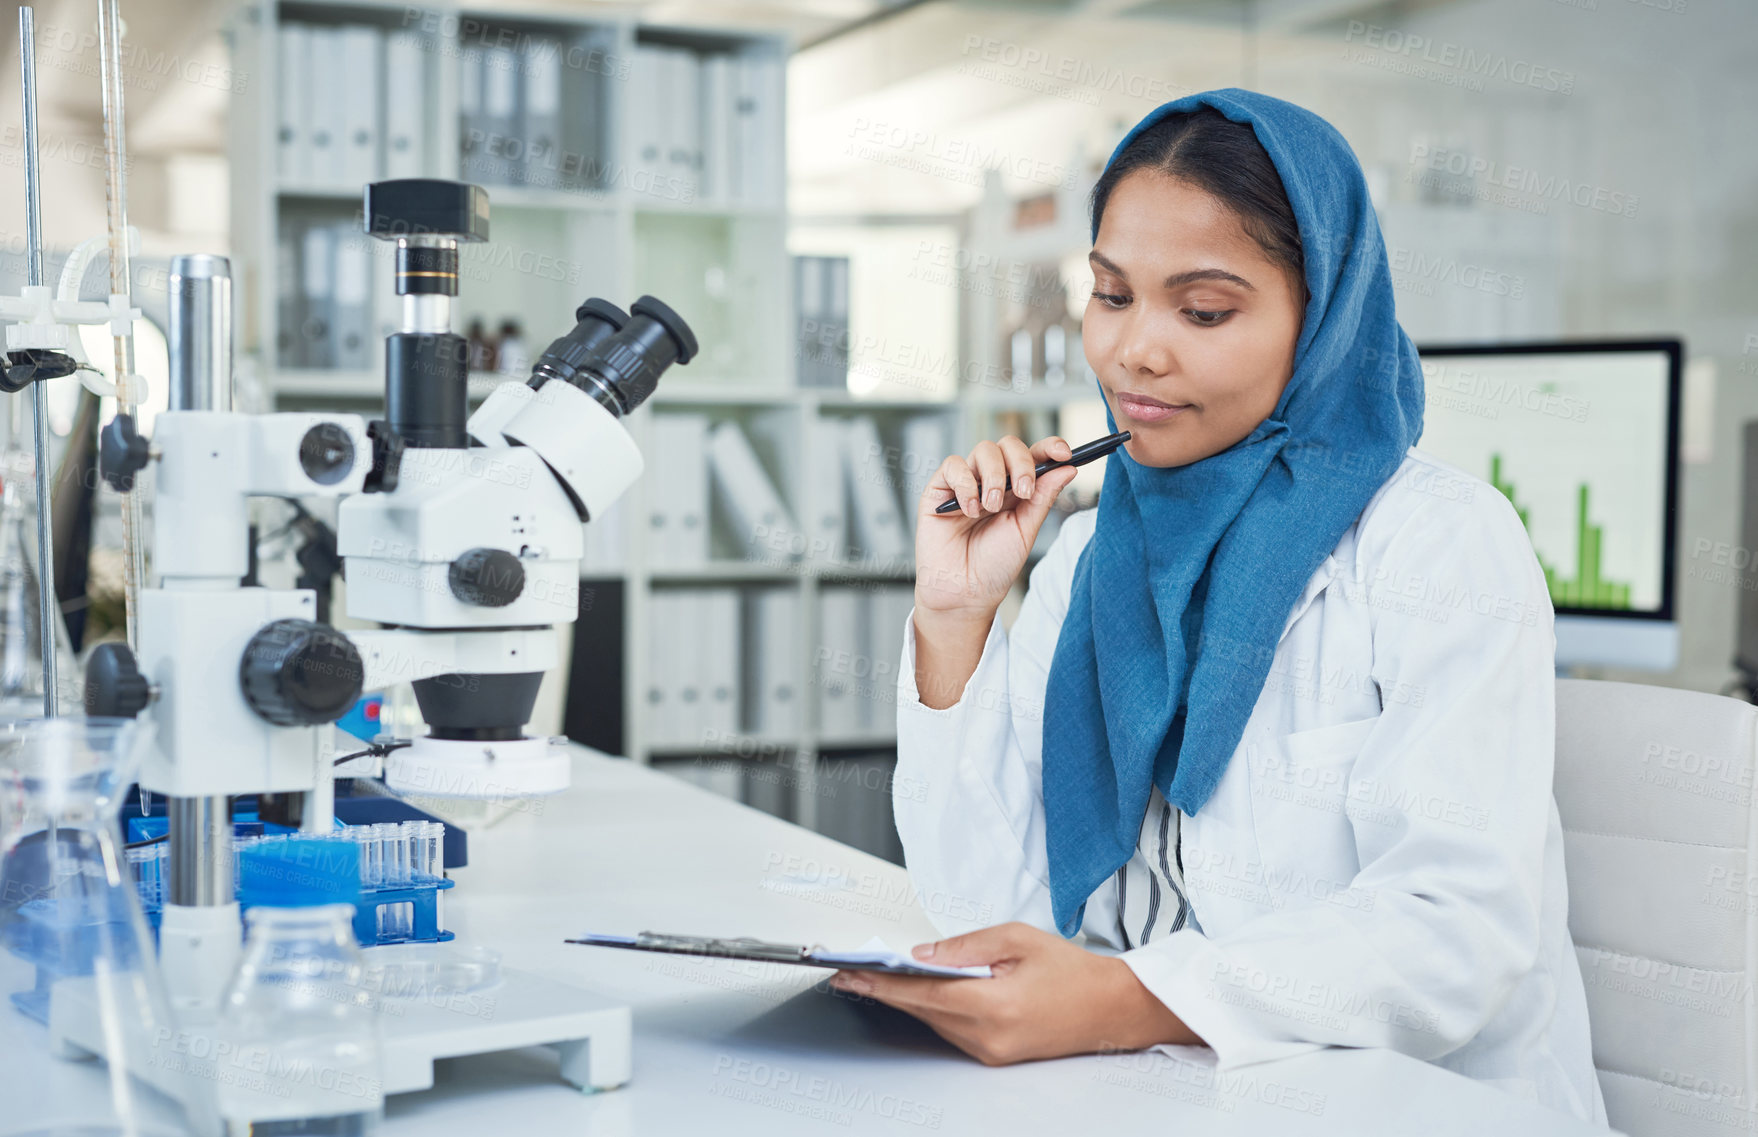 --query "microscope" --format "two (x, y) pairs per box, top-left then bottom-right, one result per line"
(77, 178), (693, 1089)
(338, 179), (694, 804)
